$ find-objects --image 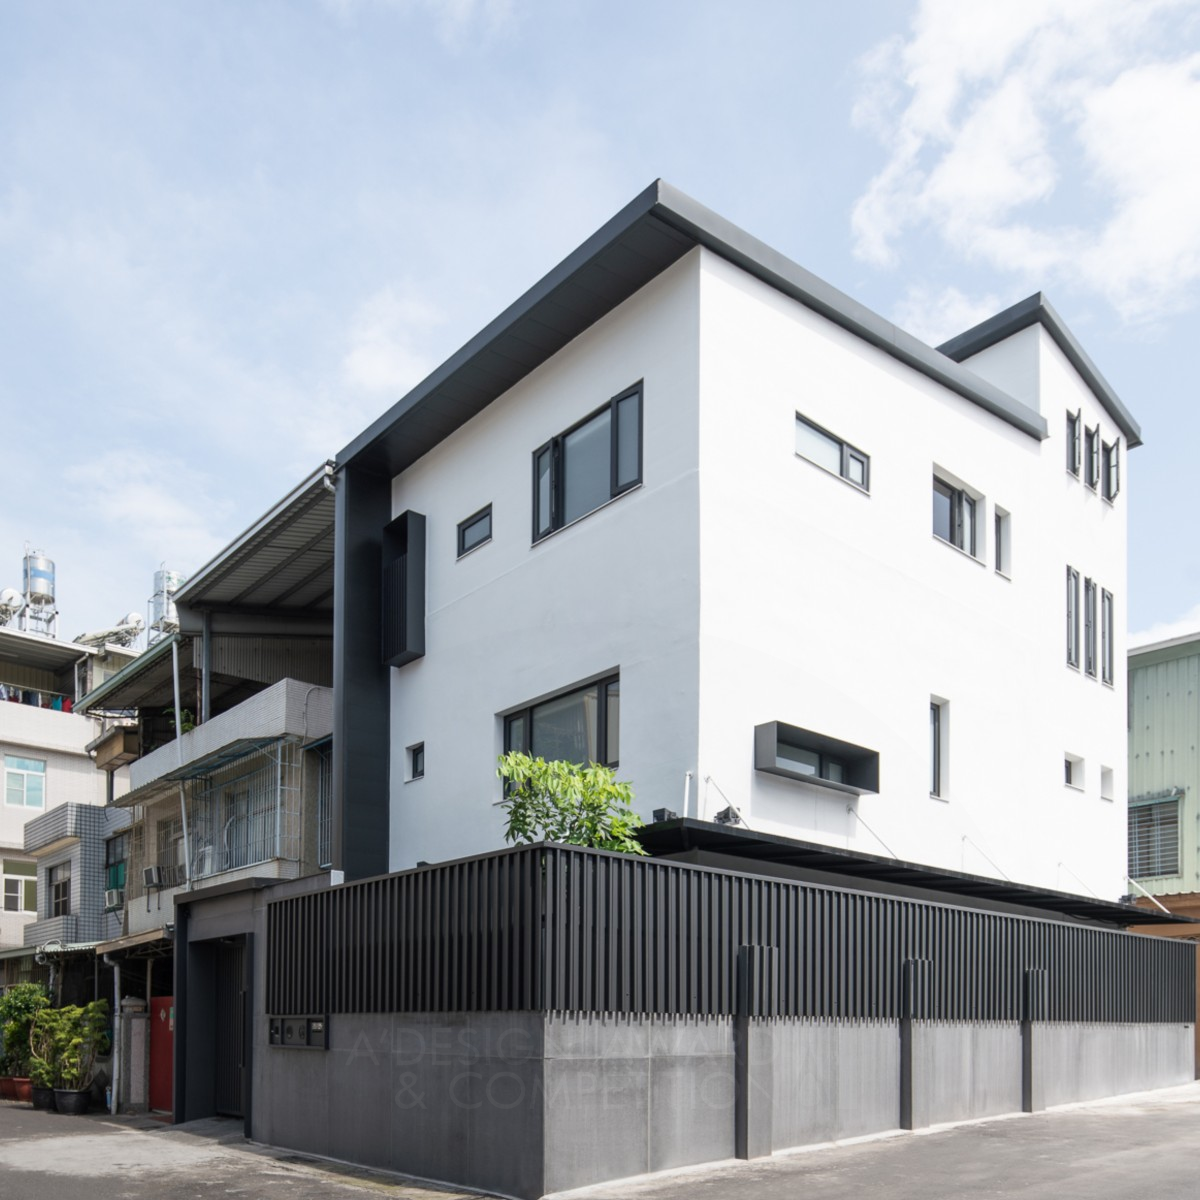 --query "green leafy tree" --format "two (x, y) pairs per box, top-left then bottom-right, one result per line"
(497, 752), (647, 855)
(0, 982), (48, 1076)
(28, 999), (109, 1090)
